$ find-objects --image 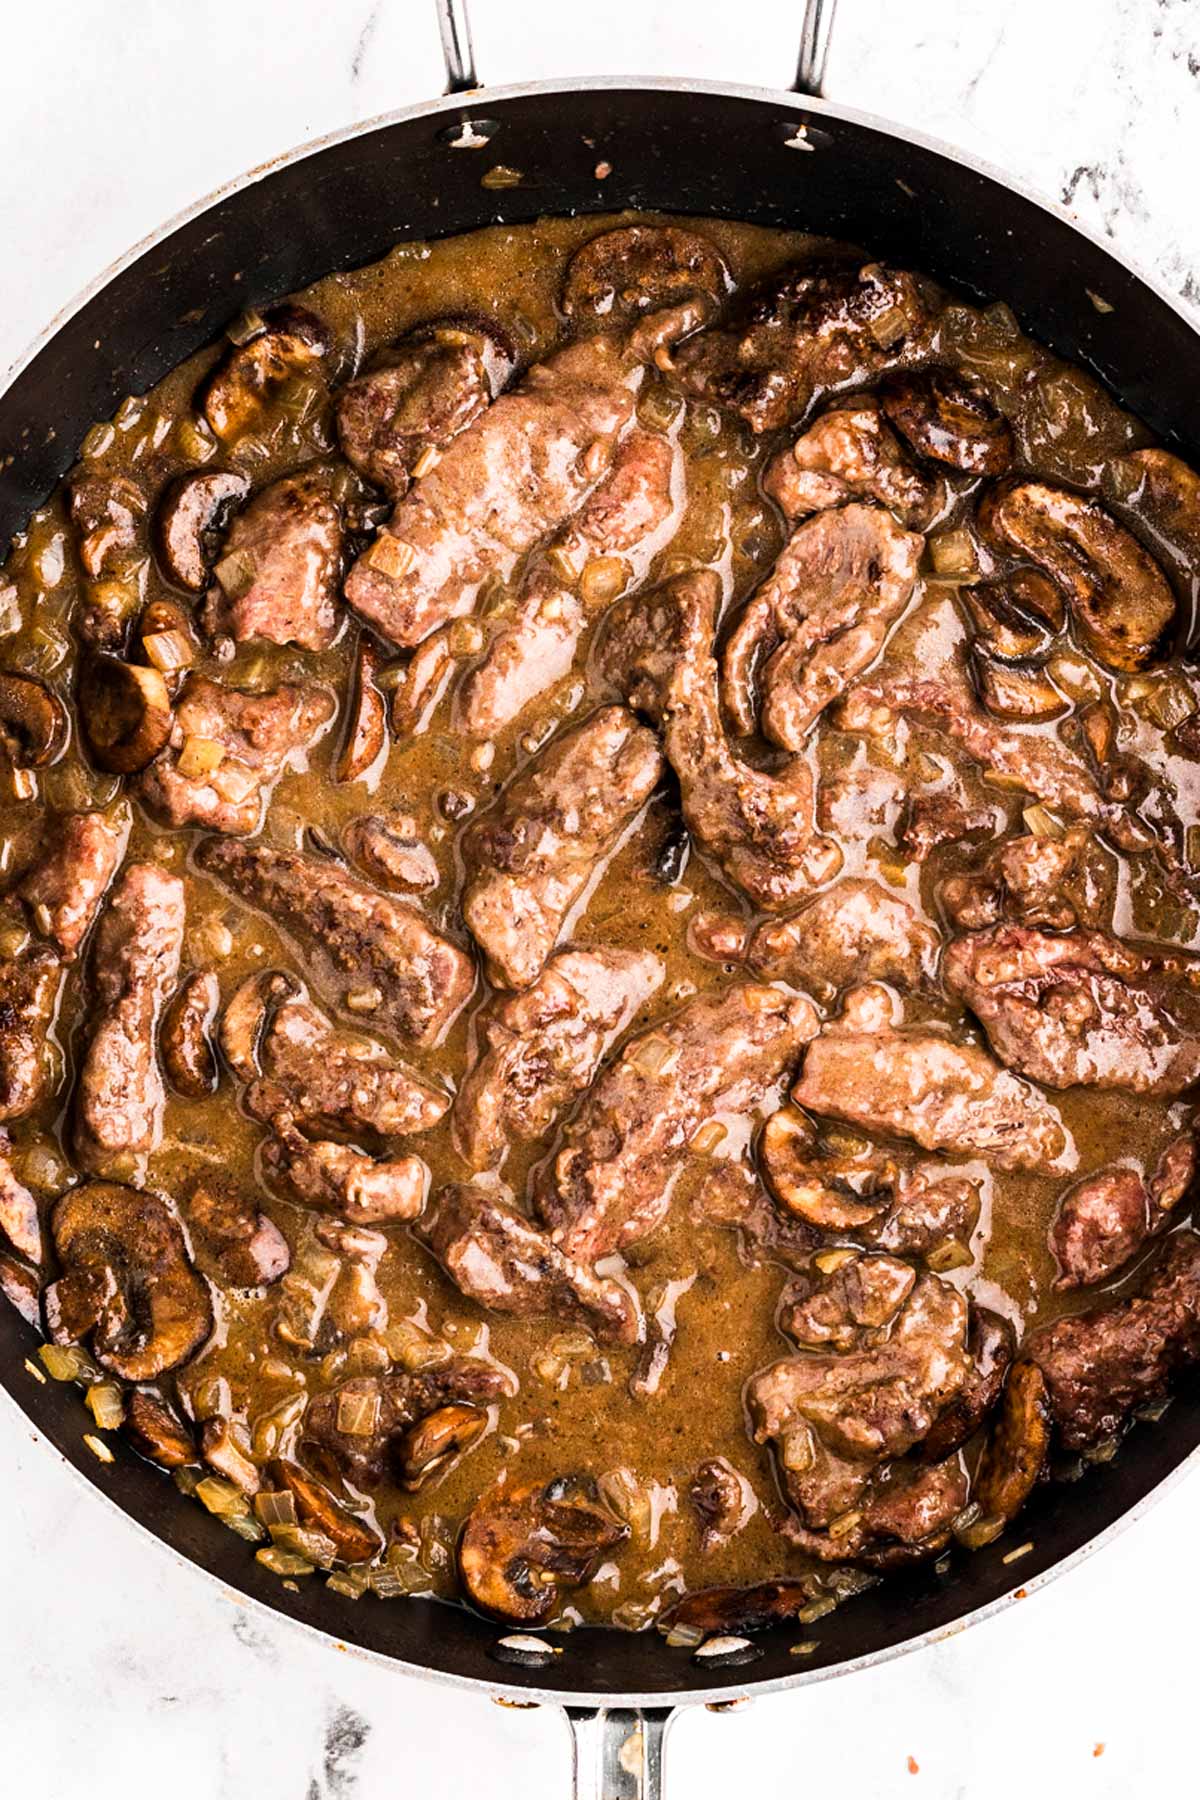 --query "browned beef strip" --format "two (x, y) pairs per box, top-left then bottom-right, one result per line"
(186, 1180), (290, 1288)
(196, 840), (473, 1047)
(461, 705), (664, 990)
(782, 1454), (969, 1568)
(722, 504), (922, 750)
(781, 1254), (917, 1353)
(261, 1123), (429, 1225)
(0, 1144), (42, 1263)
(458, 427), (679, 740)
(70, 471), (145, 580)
(943, 925), (1200, 1096)
(864, 1168), (981, 1260)
(1050, 1133), (1195, 1289)
(689, 1457), (755, 1552)
(541, 982), (820, 1263)
(74, 864), (184, 1172)
(746, 877), (940, 999)
(0, 944), (63, 1123)
(939, 828), (1109, 932)
(417, 1180), (638, 1345)
(344, 304), (703, 649)
(18, 809), (129, 959)
(898, 788), (996, 862)
(252, 990), (449, 1139)
(763, 397), (945, 530)
(790, 984), (1069, 1173)
(691, 1159), (820, 1270)
(139, 675), (334, 836)
(920, 1304), (1015, 1460)
(601, 570), (841, 909)
(302, 1359), (516, 1489)
(1025, 1229), (1200, 1449)
(673, 259), (939, 435)
(747, 1266), (970, 1527)
(453, 945), (663, 1169)
(202, 464), (343, 651)
(336, 325), (505, 500)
